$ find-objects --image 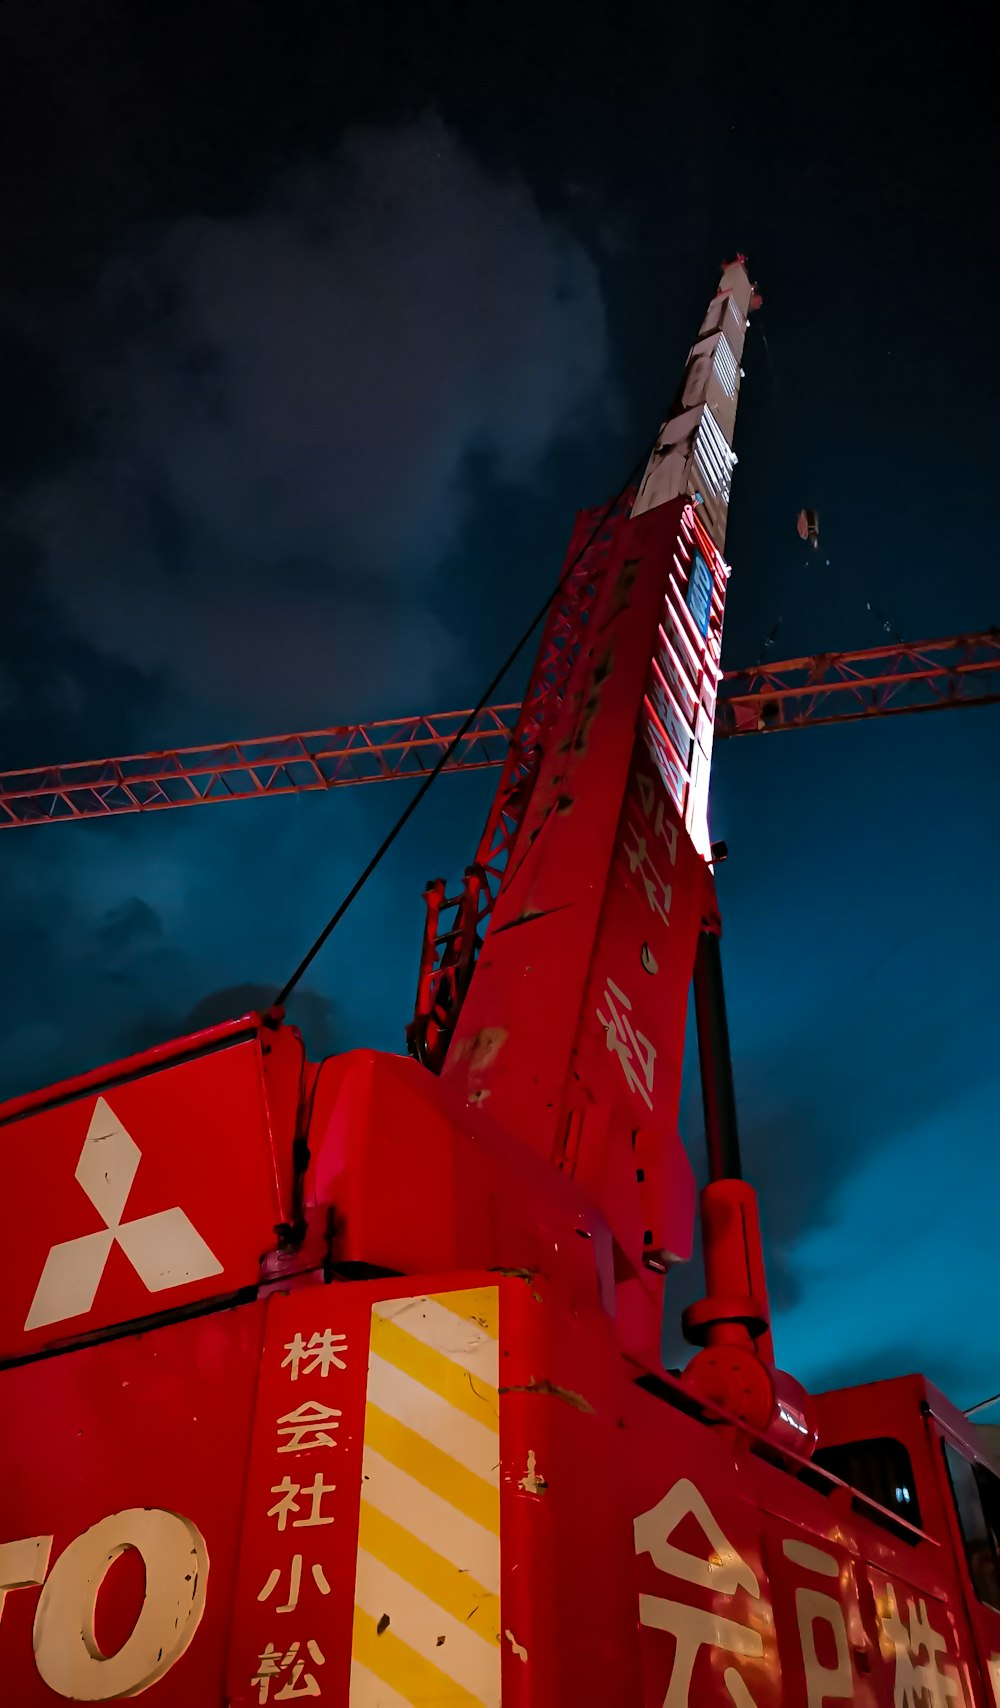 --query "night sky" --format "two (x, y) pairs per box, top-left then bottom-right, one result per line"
(2, 4), (997, 1410)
